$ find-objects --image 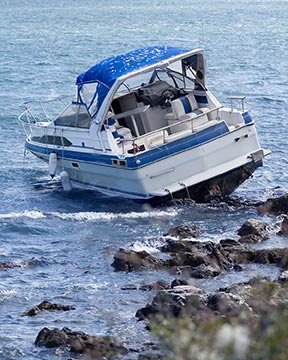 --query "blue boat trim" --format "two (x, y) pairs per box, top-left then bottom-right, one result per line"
(243, 111), (253, 124)
(26, 121), (230, 169)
